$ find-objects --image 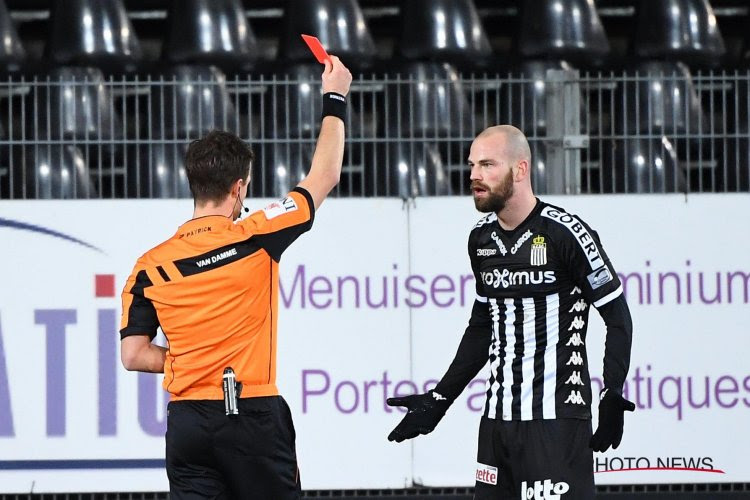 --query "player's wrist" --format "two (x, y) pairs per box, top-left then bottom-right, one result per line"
(321, 92), (347, 122)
